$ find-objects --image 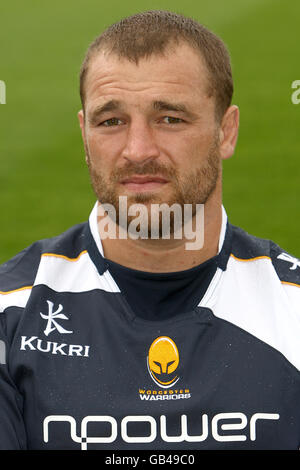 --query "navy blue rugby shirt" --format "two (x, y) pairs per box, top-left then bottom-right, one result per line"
(0, 202), (300, 450)
(88, 205), (228, 322)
